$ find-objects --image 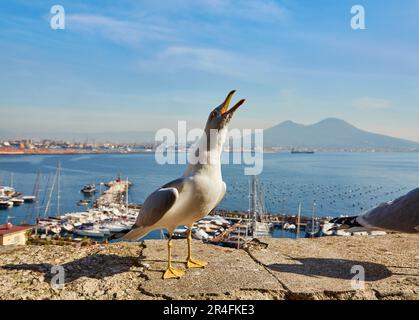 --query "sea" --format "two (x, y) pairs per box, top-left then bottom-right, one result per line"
(0, 152), (418, 239)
